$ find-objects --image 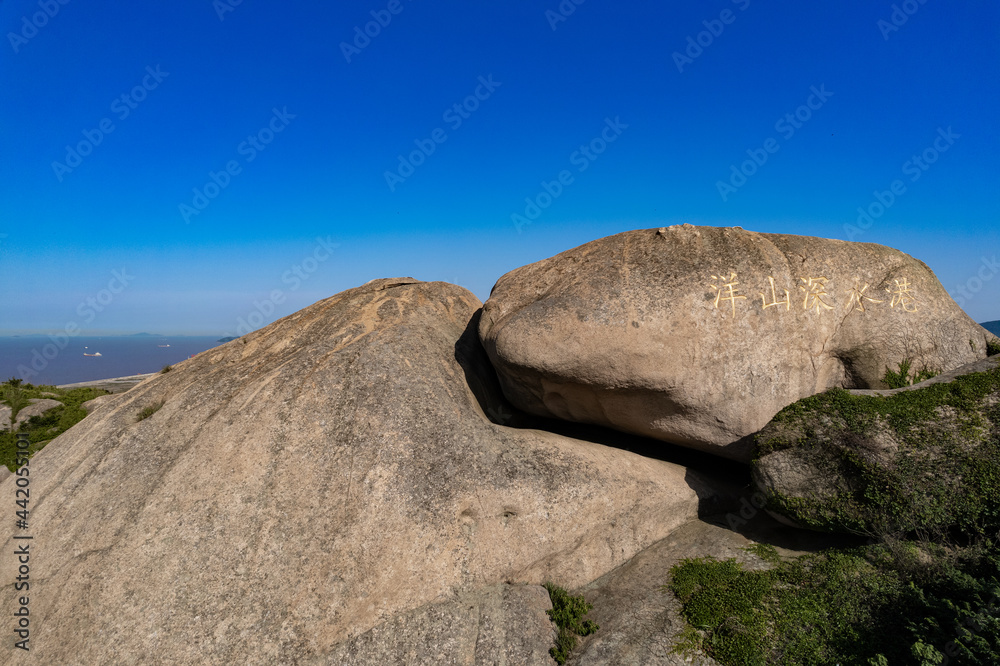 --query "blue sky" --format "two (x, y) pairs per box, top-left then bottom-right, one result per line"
(1, 0), (997, 335)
